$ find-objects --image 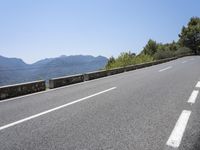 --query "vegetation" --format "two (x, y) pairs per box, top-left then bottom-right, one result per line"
(106, 17), (200, 70)
(179, 17), (200, 54)
(106, 52), (153, 69)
